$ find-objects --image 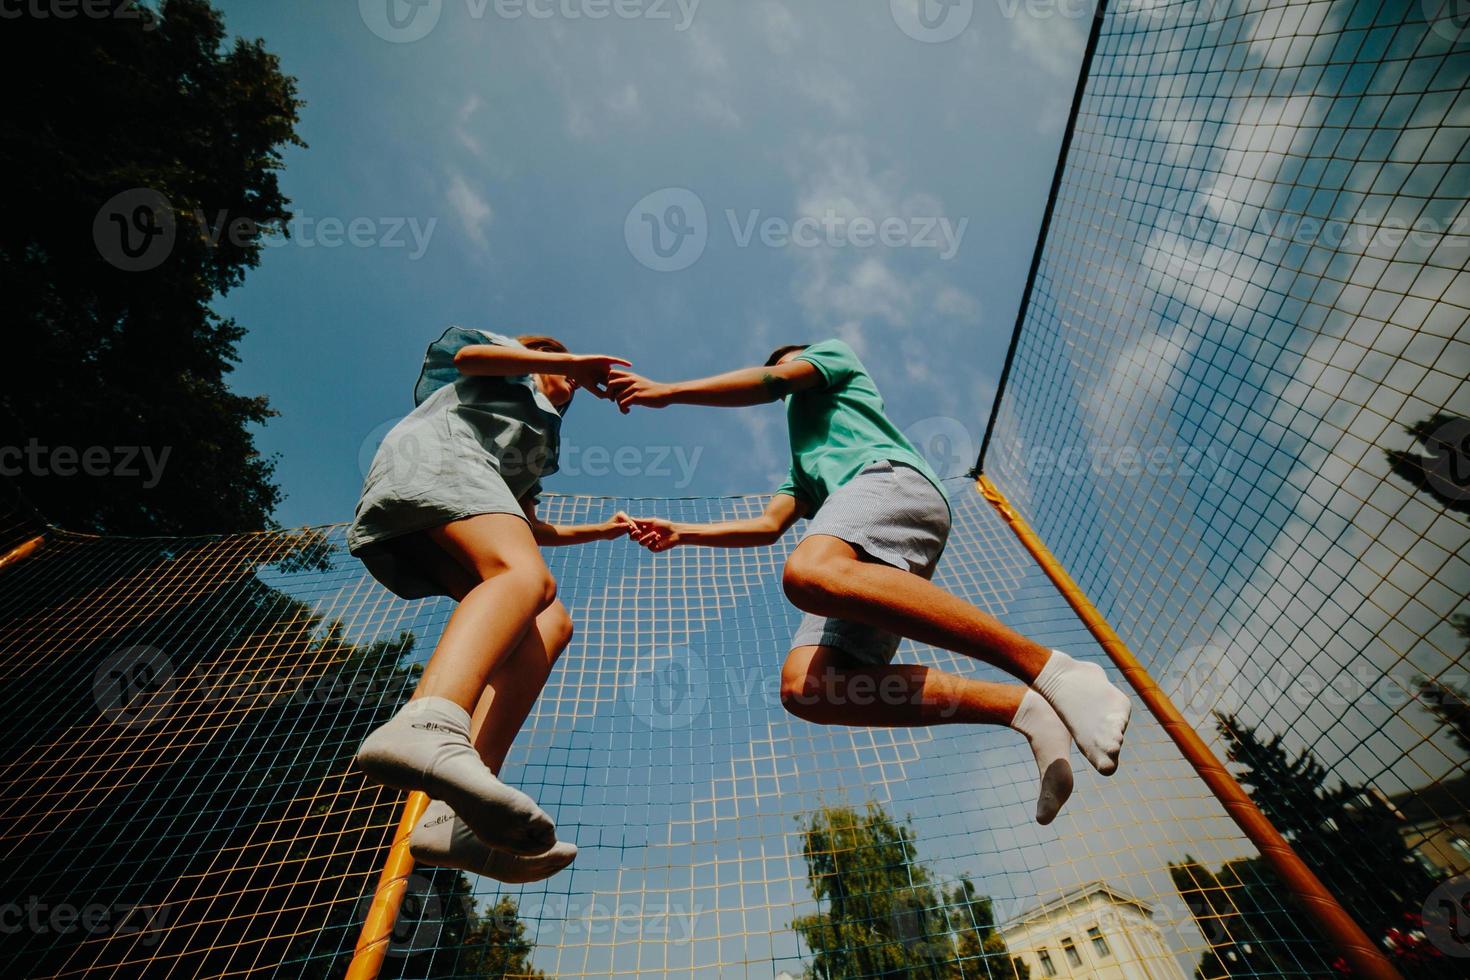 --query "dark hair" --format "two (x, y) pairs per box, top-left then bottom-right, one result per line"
(517, 334), (569, 354)
(765, 344), (809, 367)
